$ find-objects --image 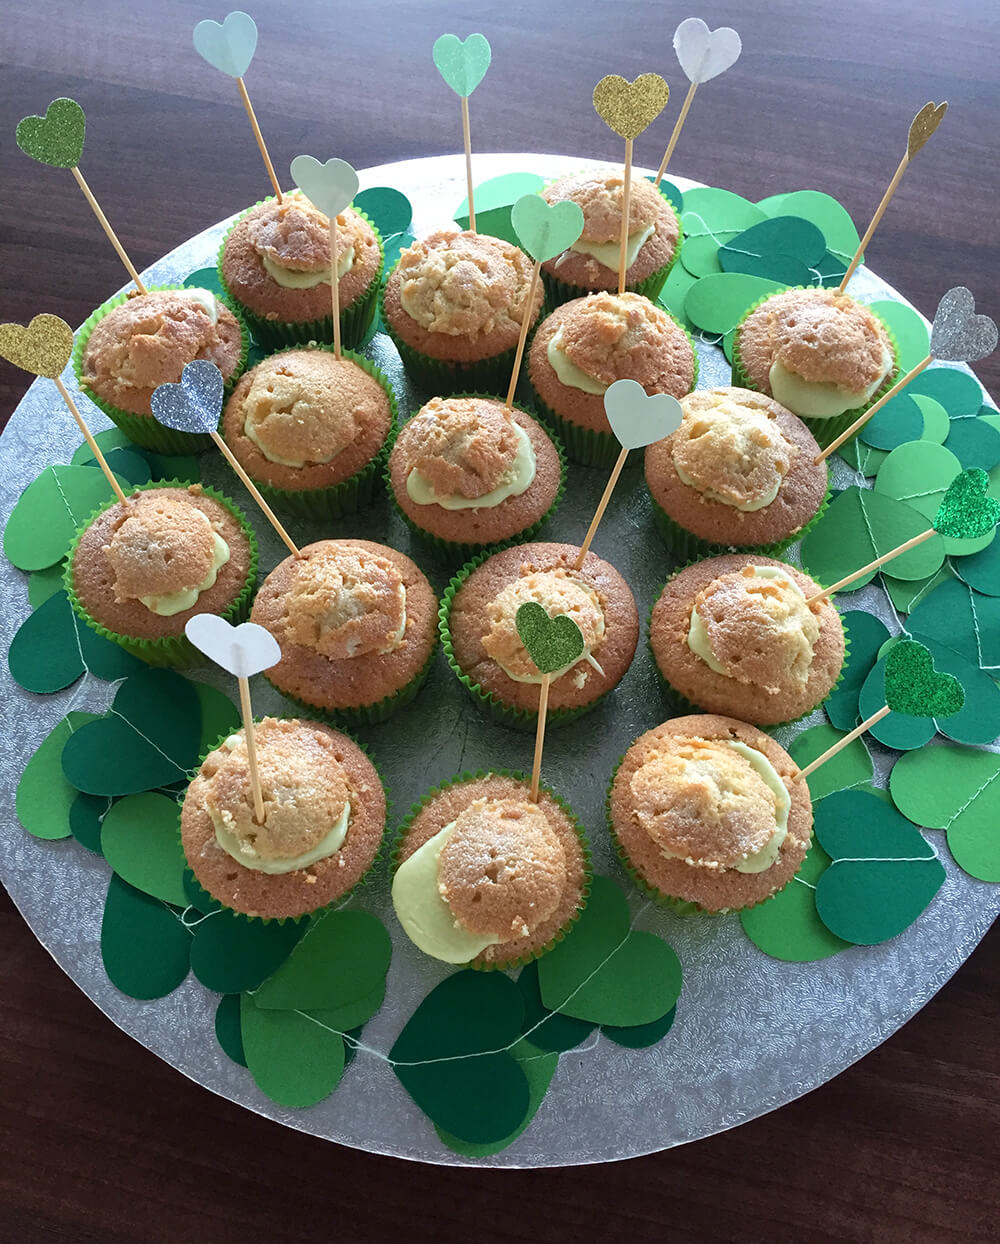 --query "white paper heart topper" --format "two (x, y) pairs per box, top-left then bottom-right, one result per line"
(289, 155), (359, 219)
(930, 287), (998, 363)
(674, 17), (742, 85)
(604, 379), (683, 450)
(193, 11), (258, 78)
(185, 614), (281, 678)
